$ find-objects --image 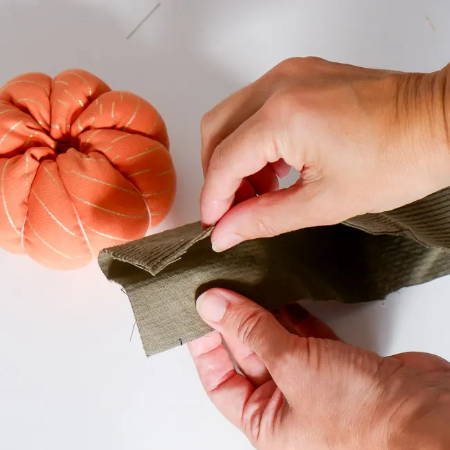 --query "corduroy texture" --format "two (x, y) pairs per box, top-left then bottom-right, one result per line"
(0, 69), (175, 270)
(99, 187), (450, 356)
(346, 187), (450, 248)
